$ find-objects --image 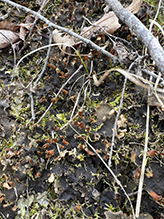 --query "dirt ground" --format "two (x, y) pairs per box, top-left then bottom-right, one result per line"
(0, 0), (164, 218)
